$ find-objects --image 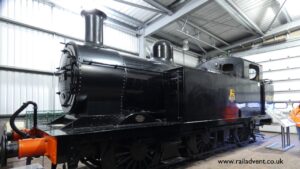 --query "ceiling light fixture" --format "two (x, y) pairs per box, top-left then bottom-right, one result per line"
(183, 39), (189, 51)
